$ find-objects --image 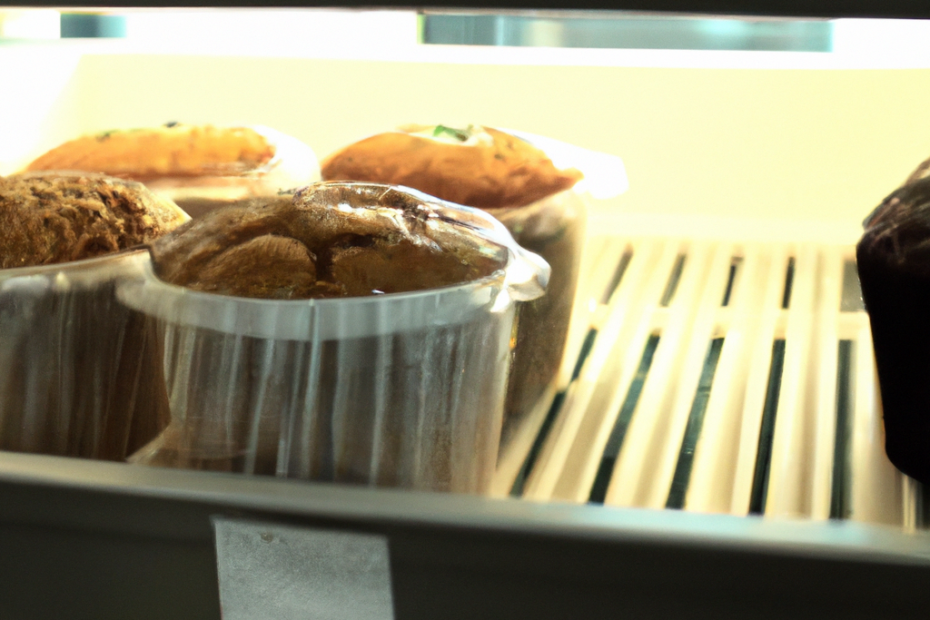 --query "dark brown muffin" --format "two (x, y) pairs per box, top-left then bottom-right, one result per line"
(0, 172), (188, 269)
(857, 174), (930, 484)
